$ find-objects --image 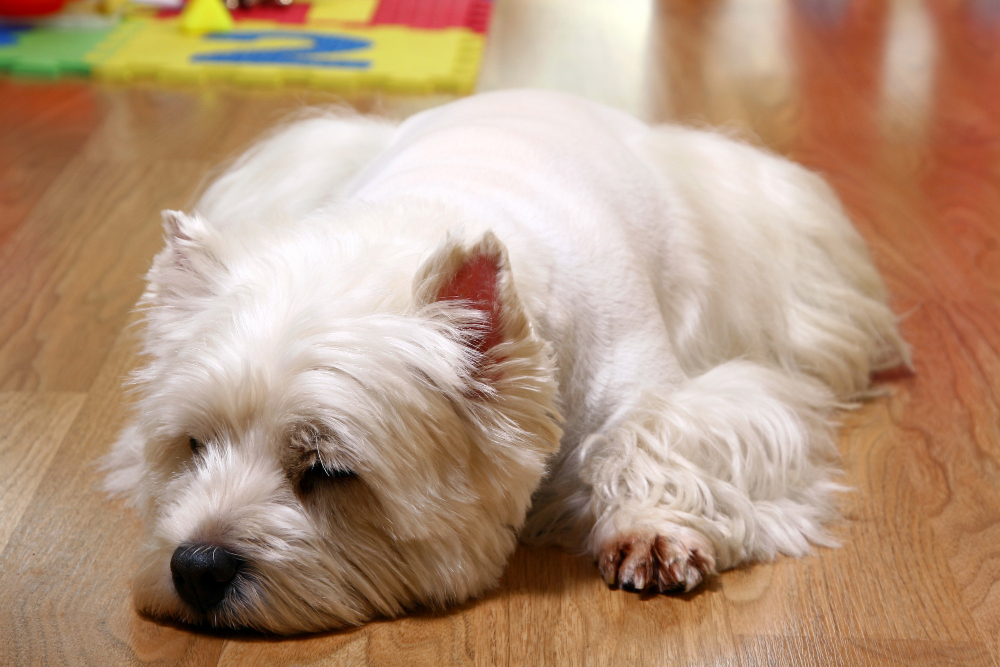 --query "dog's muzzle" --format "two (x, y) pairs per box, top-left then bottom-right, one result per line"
(170, 544), (240, 613)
